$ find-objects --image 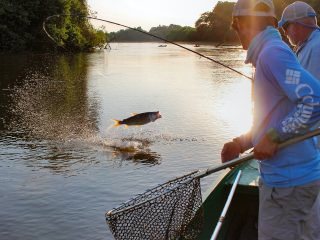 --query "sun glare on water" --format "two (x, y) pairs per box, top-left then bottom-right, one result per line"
(214, 69), (253, 136)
